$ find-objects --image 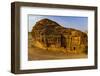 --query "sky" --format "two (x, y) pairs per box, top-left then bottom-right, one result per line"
(28, 15), (88, 32)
